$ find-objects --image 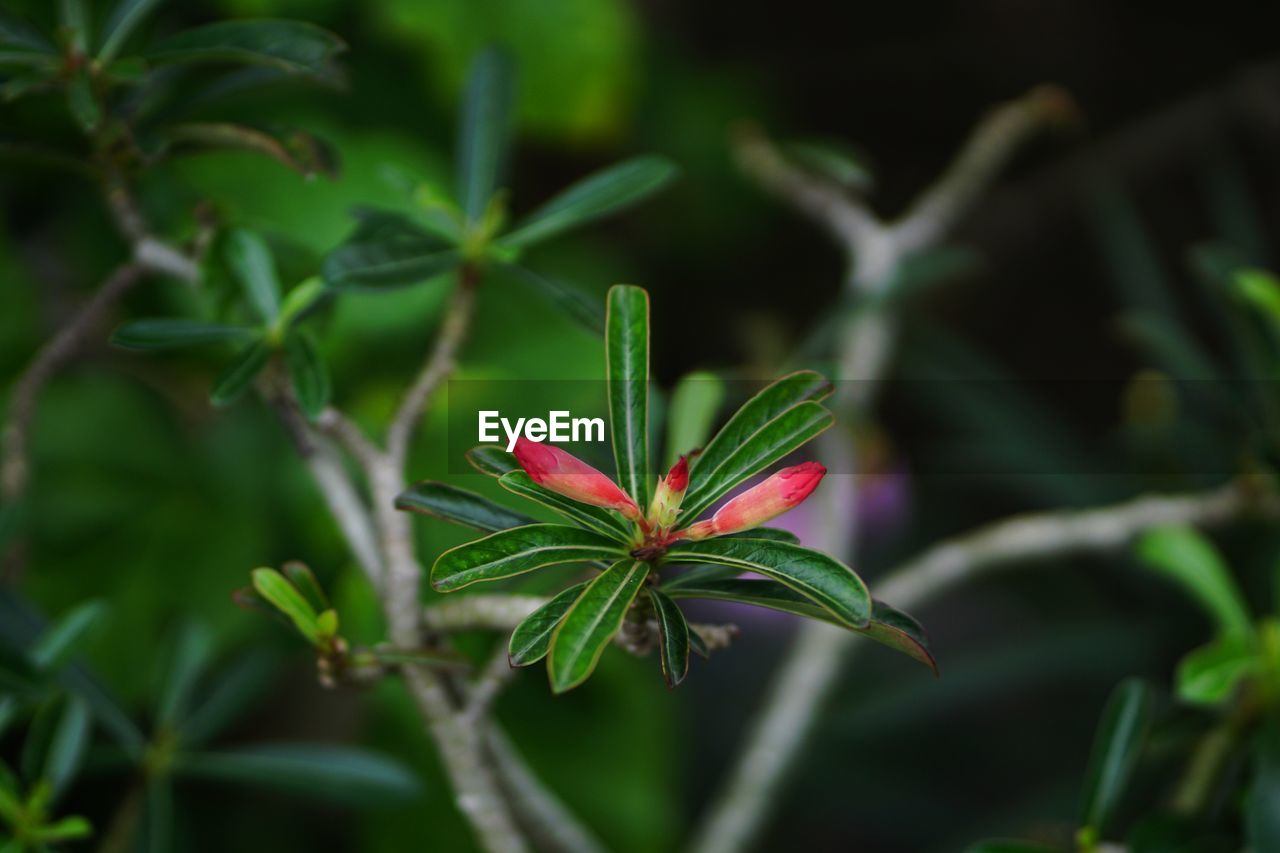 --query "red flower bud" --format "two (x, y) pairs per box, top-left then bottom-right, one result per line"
(665, 455), (689, 493)
(681, 462), (826, 540)
(648, 455), (689, 529)
(512, 438), (642, 521)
